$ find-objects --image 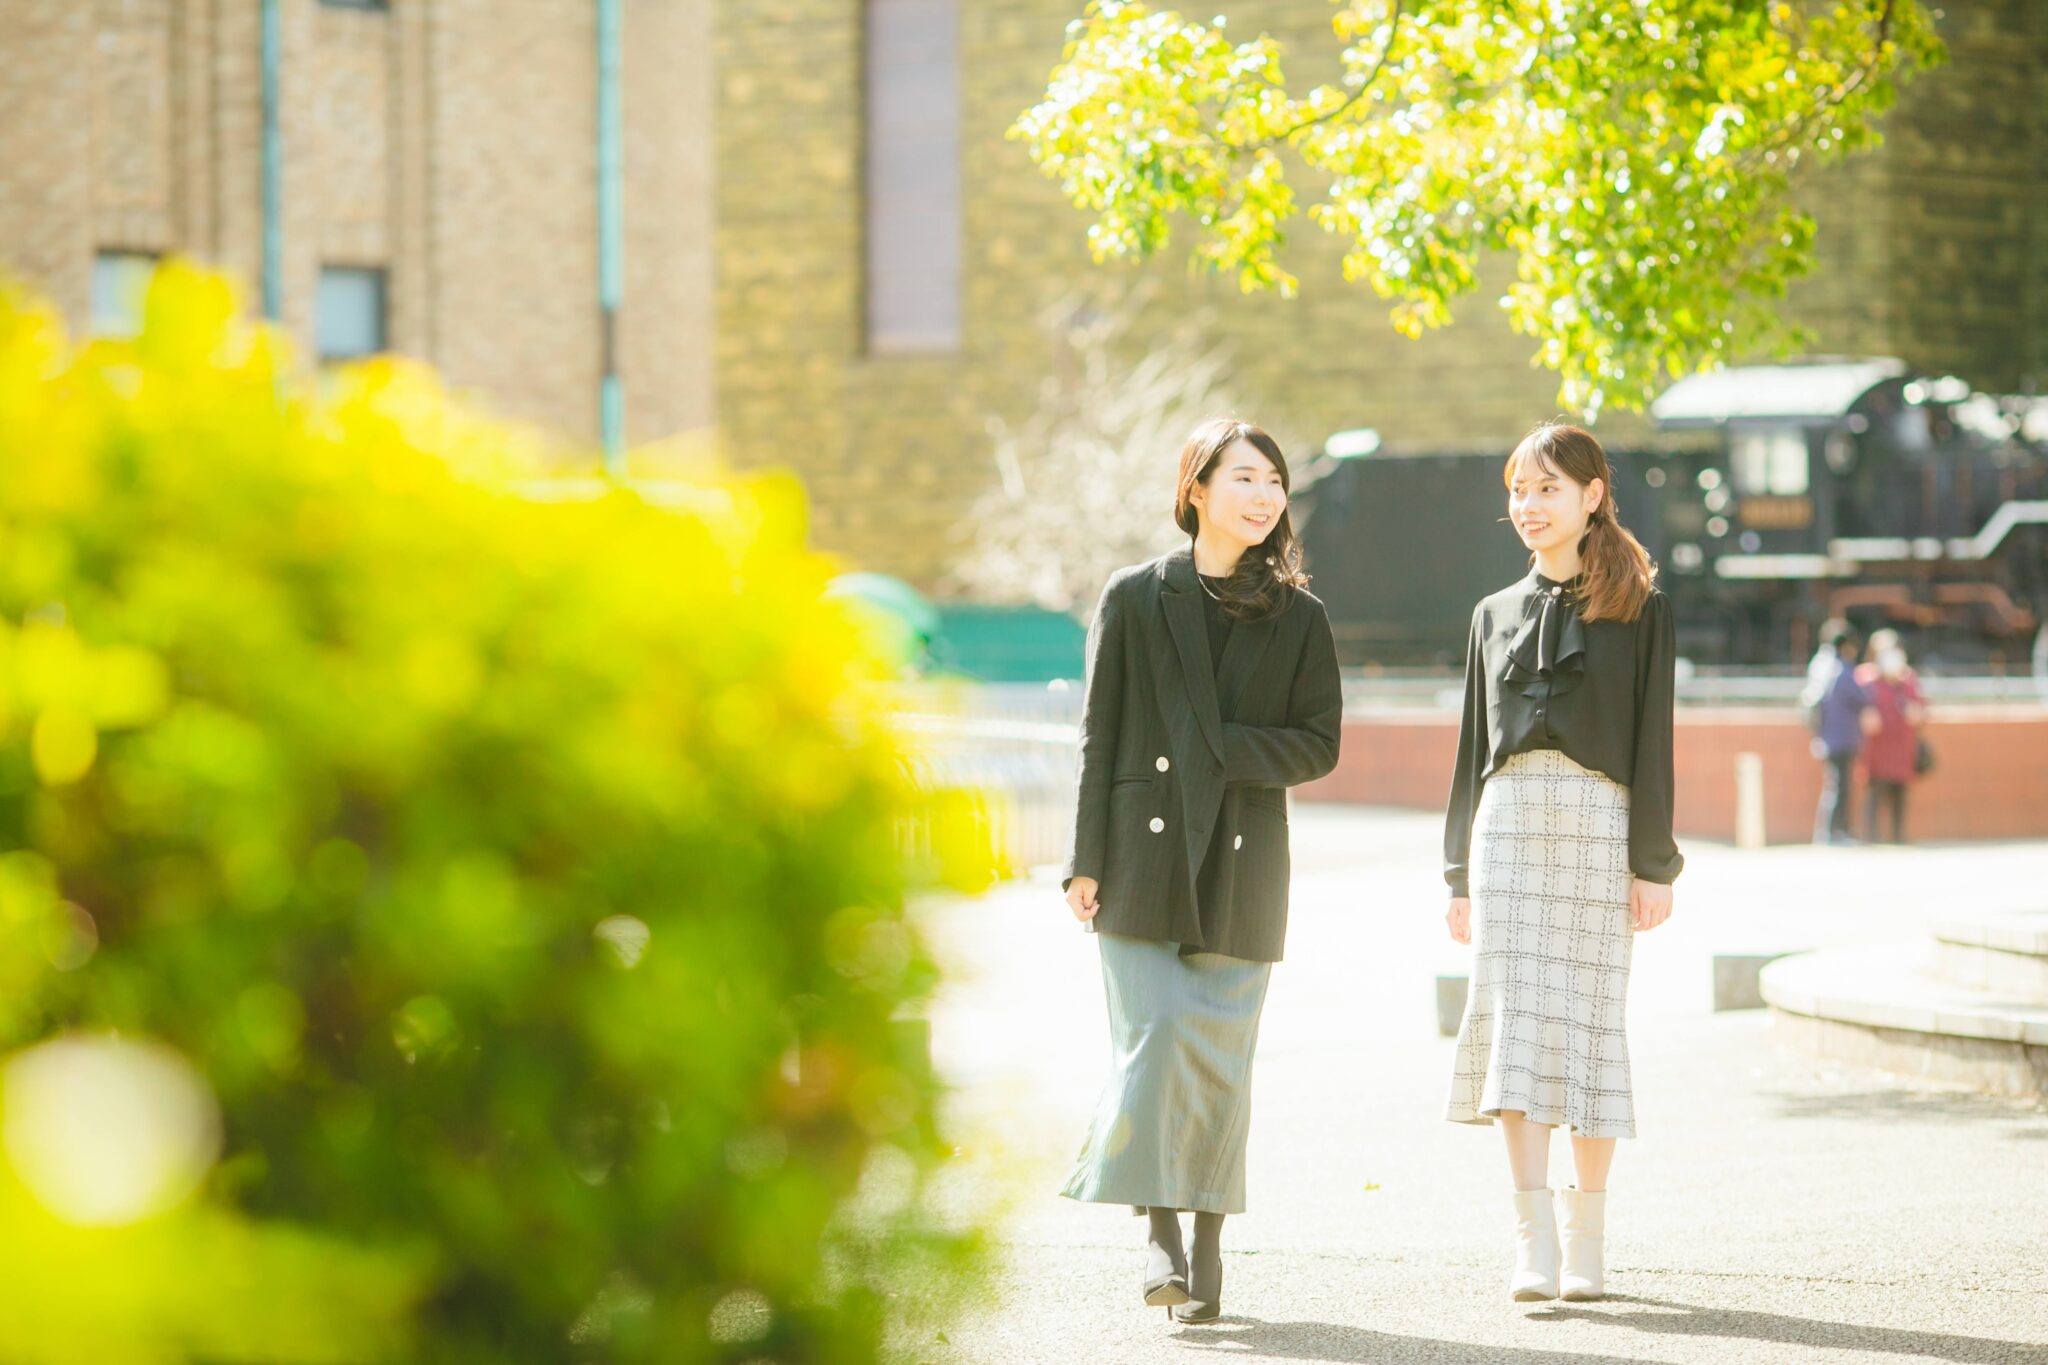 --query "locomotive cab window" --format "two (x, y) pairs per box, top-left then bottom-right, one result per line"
(1728, 427), (1810, 495)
